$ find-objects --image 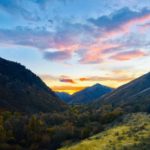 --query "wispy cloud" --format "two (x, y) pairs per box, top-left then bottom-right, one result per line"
(59, 78), (76, 84)
(0, 0), (40, 21)
(40, 74), (58, 81)
(0, 27), (53, 49)
(44, 51), (72, 62)
(138, 22), (150, 32)
(79, 75), (134, 82)
(88, 7), (150, 34)
(110, 50), (148, 61)
(40, 74), (76, 84)
(0, 6), (149, 64)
